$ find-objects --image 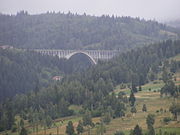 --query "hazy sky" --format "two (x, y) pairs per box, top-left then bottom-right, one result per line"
(0, 0), (180, 21)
